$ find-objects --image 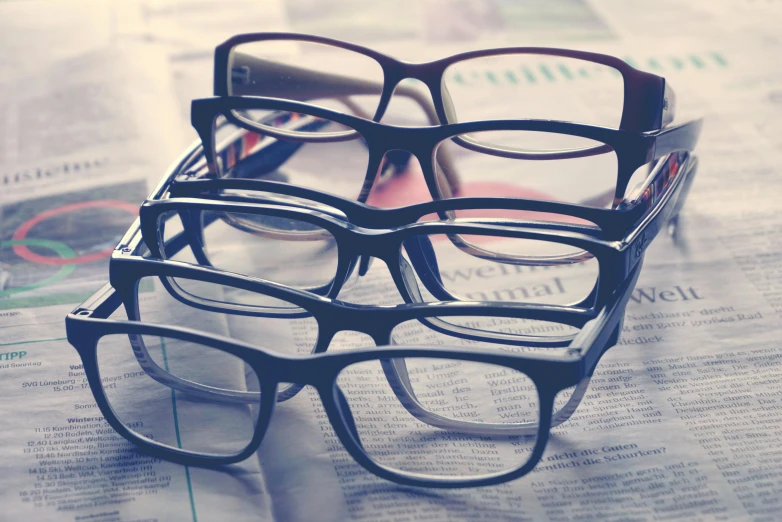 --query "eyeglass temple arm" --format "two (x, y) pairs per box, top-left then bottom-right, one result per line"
(231, 53), (444, 124)
(229, 53), (460, 193)
(666, 157), (698, 243)
(579, 260), (642, 379)
(653, 119), (703, 160)
(71, 283), (123, 320)
(622, 155), (698, 281)
(231, 53), (382, 102)
(546, 256), (645, 427)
